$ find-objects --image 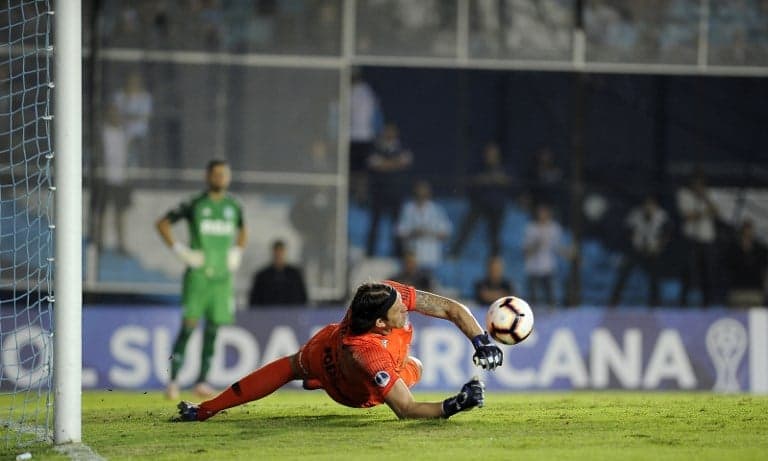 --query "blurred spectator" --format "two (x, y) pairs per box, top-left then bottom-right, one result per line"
(356, 0), (454, 55)
(193, 0), (224, 50)
(504, 0), (572, 58)
(726, 220), (767, 307)
(450, 142), (510, 258)
(473, 0), (573, 59)
(528, 147), (563, 213)
(249, 240), (308, 307)
(101, 3), (144, 47)
(113, 71), (152, 168)
(393, 0), (440, 31)
(676, 169), (719, 307)
(474, 255), (515, 306)
(366, 123), (413, 257)
(349, 68), (381, 203)
(389, 250), (434, 291)
(396, 180), (452, 273)
(659, 0), (699, 62)
(222, 1), (275, 52)
(608, 194), (670, 307)
(585, 0), (626, 47)
(92, 105), (132, 255)
(523, 204), (565, 306)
